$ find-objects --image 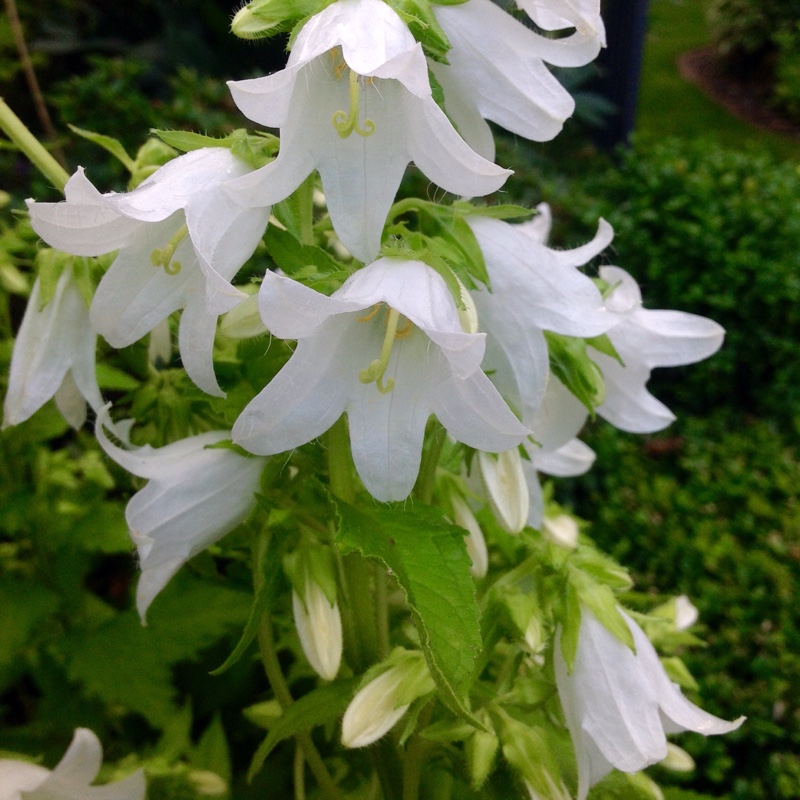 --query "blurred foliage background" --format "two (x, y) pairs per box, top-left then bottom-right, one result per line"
(1, 0), (799, 798)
